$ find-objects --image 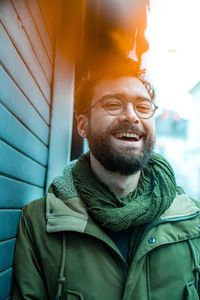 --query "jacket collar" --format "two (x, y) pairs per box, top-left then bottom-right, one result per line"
(46, 192), (89, 233)
(160, 193), (200, 220)
(46, 161), (200, 233)
(46, 189), (200, 234)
